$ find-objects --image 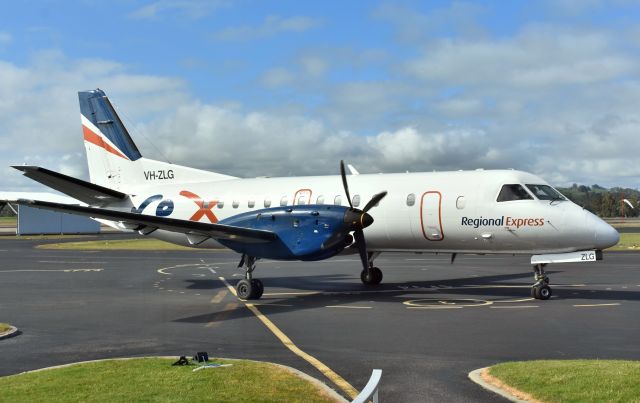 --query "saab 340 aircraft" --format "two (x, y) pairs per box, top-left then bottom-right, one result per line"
(14, 89), (620, 300)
